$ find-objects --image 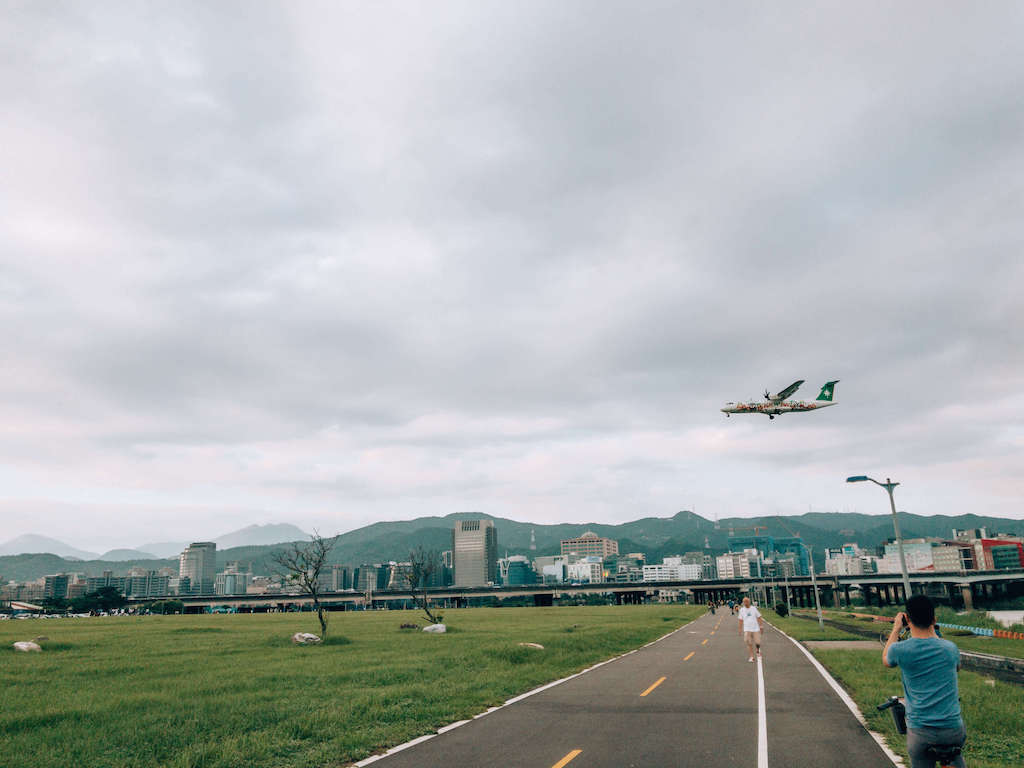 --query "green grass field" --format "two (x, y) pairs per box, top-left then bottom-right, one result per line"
(768, 616), (1024, 767)
(1, 606), (702, 768)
